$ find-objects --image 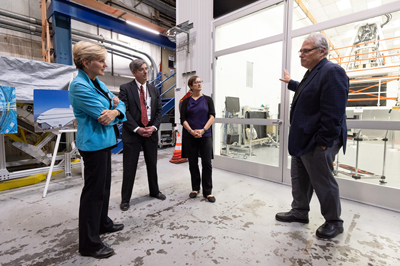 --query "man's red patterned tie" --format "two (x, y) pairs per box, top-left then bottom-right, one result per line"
(140, 85), (148, 126)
